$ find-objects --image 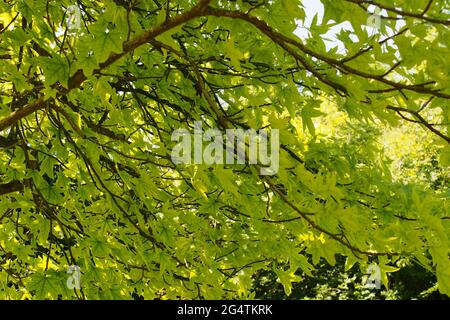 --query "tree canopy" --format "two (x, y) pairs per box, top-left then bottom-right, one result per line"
(0, 0), (449, 299)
